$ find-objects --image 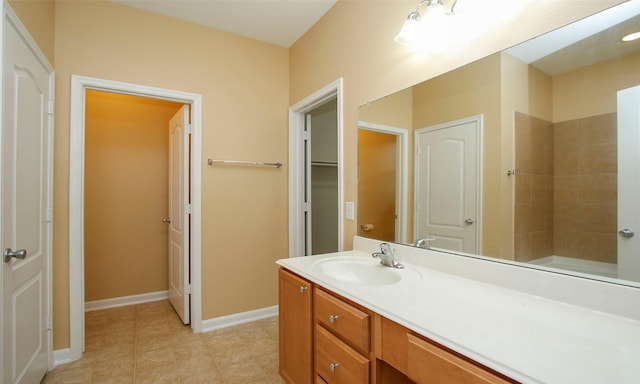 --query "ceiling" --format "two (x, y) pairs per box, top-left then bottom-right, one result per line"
(113, 0), (337, 48)
(505, 1), (640, 76)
